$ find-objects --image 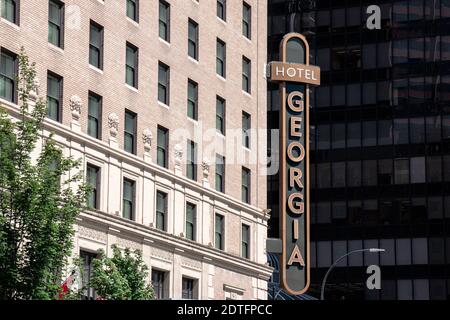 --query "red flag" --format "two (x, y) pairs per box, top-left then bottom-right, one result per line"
(59, 272), (74, 300)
